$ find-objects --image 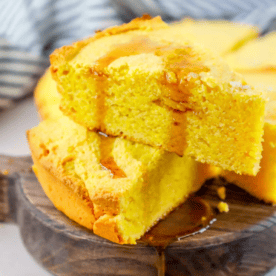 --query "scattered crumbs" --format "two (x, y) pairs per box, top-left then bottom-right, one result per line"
(217, 202), (229, 213)
(217, 186), (226, 200)
(2, 169), (9, 175)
